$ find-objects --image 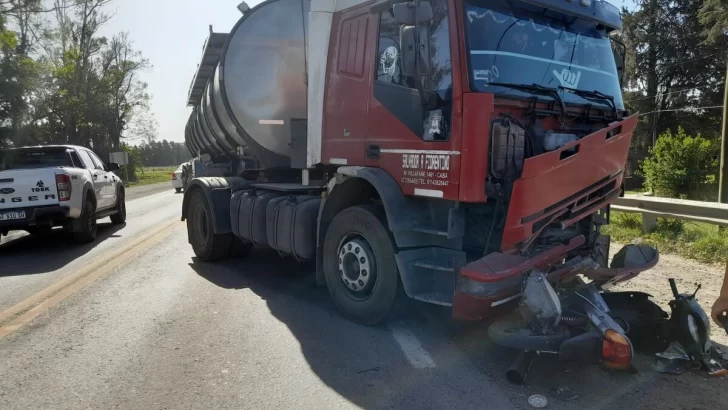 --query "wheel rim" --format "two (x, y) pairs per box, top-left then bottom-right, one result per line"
(337, 235), (377, 298)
